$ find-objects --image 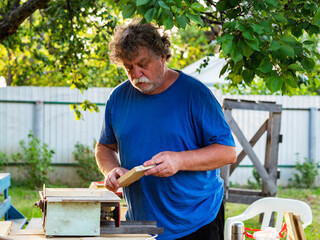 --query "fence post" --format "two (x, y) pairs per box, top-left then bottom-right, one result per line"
(309, 107), (317, 163)
(33, 101), (44, 142)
